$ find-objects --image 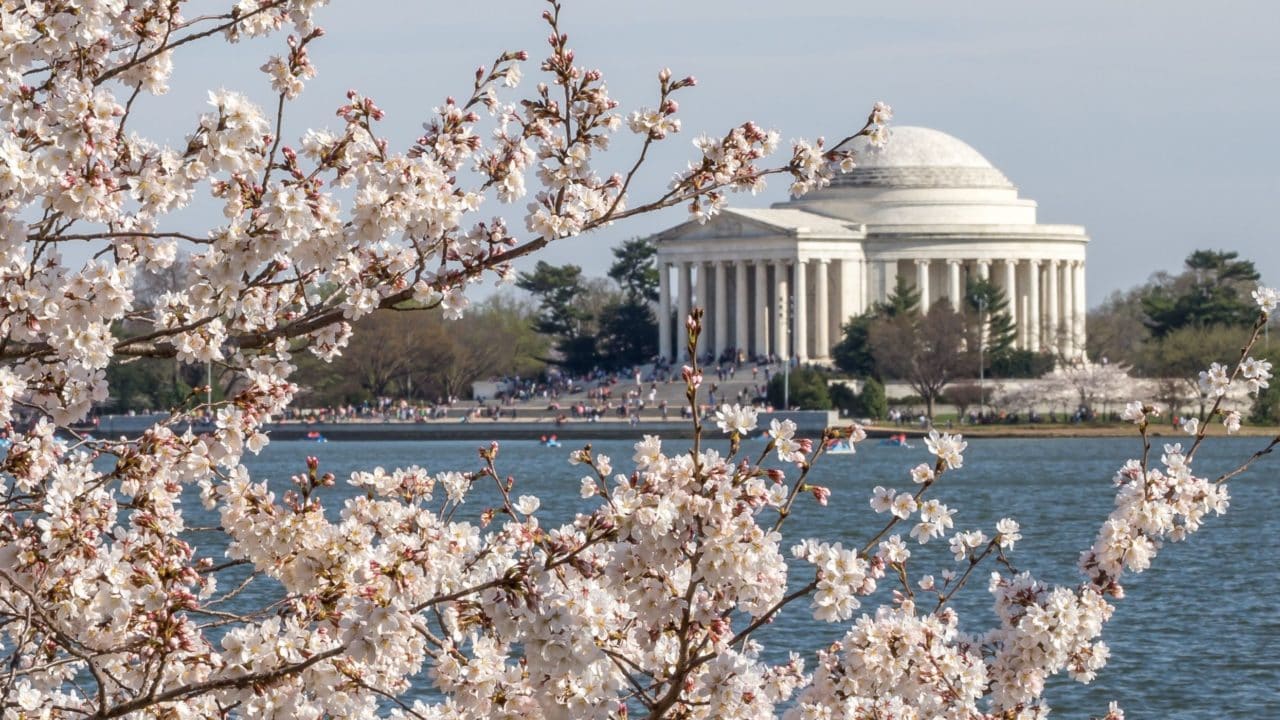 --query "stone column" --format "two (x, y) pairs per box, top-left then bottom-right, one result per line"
(916, 259), (931, 313)
(713, 261), (728, 360)
(1027, 260), (1041, 352)
(677, 261), (691, 361)
(754, 262), (769, 358)
(1018, 294), (1028, 350)
(1046, 259), (1059, 356)
(948, 259), (962, 311)
(977, 260), (991, 281)
(859, 258), (869, 315)
(1004, 259), (1019, 347)
(838, 259), (855, 330)
(814, 259), (830, 359)
(794, 260), (808, 362)
(1073, 261), (1087, 358)
(694, 262), (705, 357)
(1060, 261), (1074, 358)
(658, 262), (672, 361)
(774, 260), (790, 360)
(734, 261), (748, 358)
